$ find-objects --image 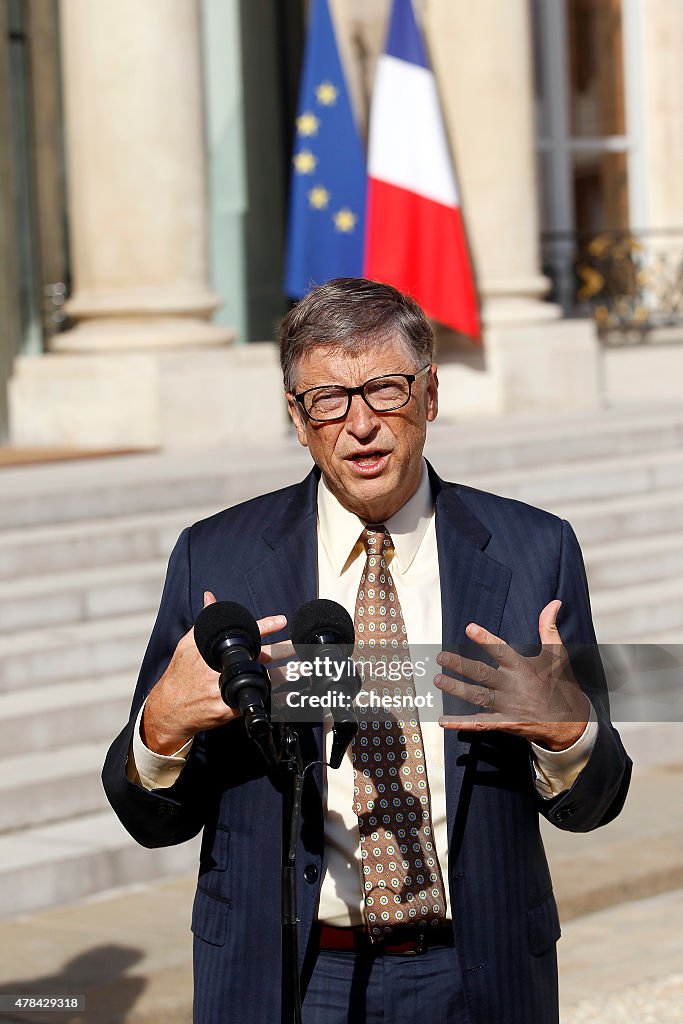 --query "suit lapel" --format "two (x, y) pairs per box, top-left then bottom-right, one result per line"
(429, 465), (512, 866)
(243, 469), (319, 627)
(432, 469), (511, 648)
